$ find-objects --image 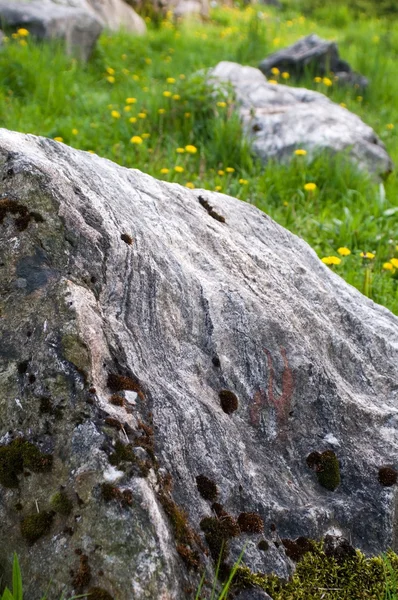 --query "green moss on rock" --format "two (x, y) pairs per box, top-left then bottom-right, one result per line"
(0, 438), (53, 488)
(50, 491), (73, 516)
(316, 450), (341, 491)
(62, 334), (91, 378)
(20, 511), (54, 544)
